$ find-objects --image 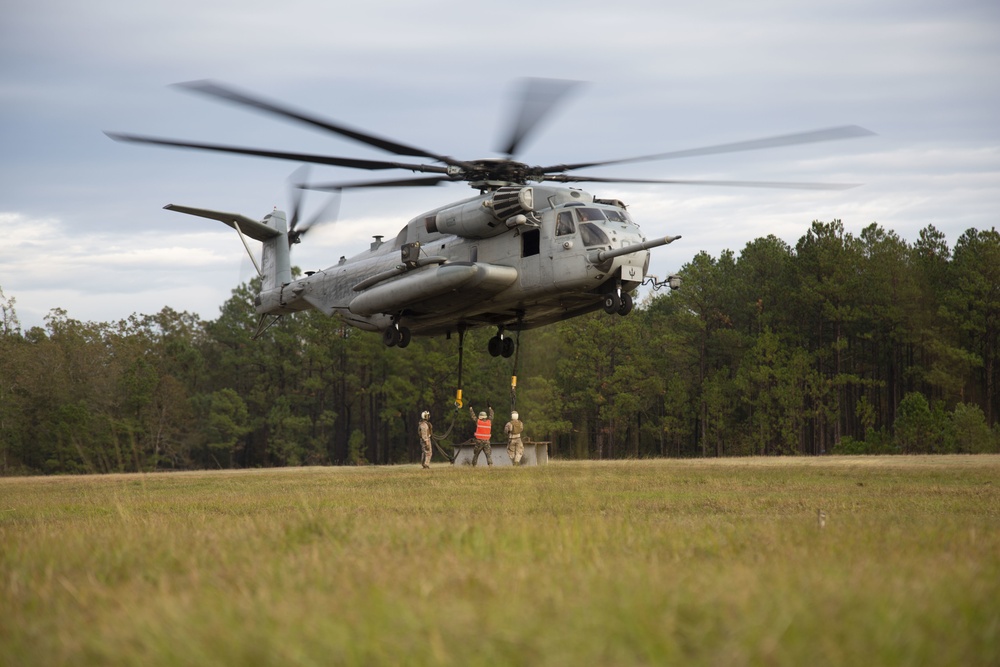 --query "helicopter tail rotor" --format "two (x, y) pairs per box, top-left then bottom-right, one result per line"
(286, 165), (342, 247)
